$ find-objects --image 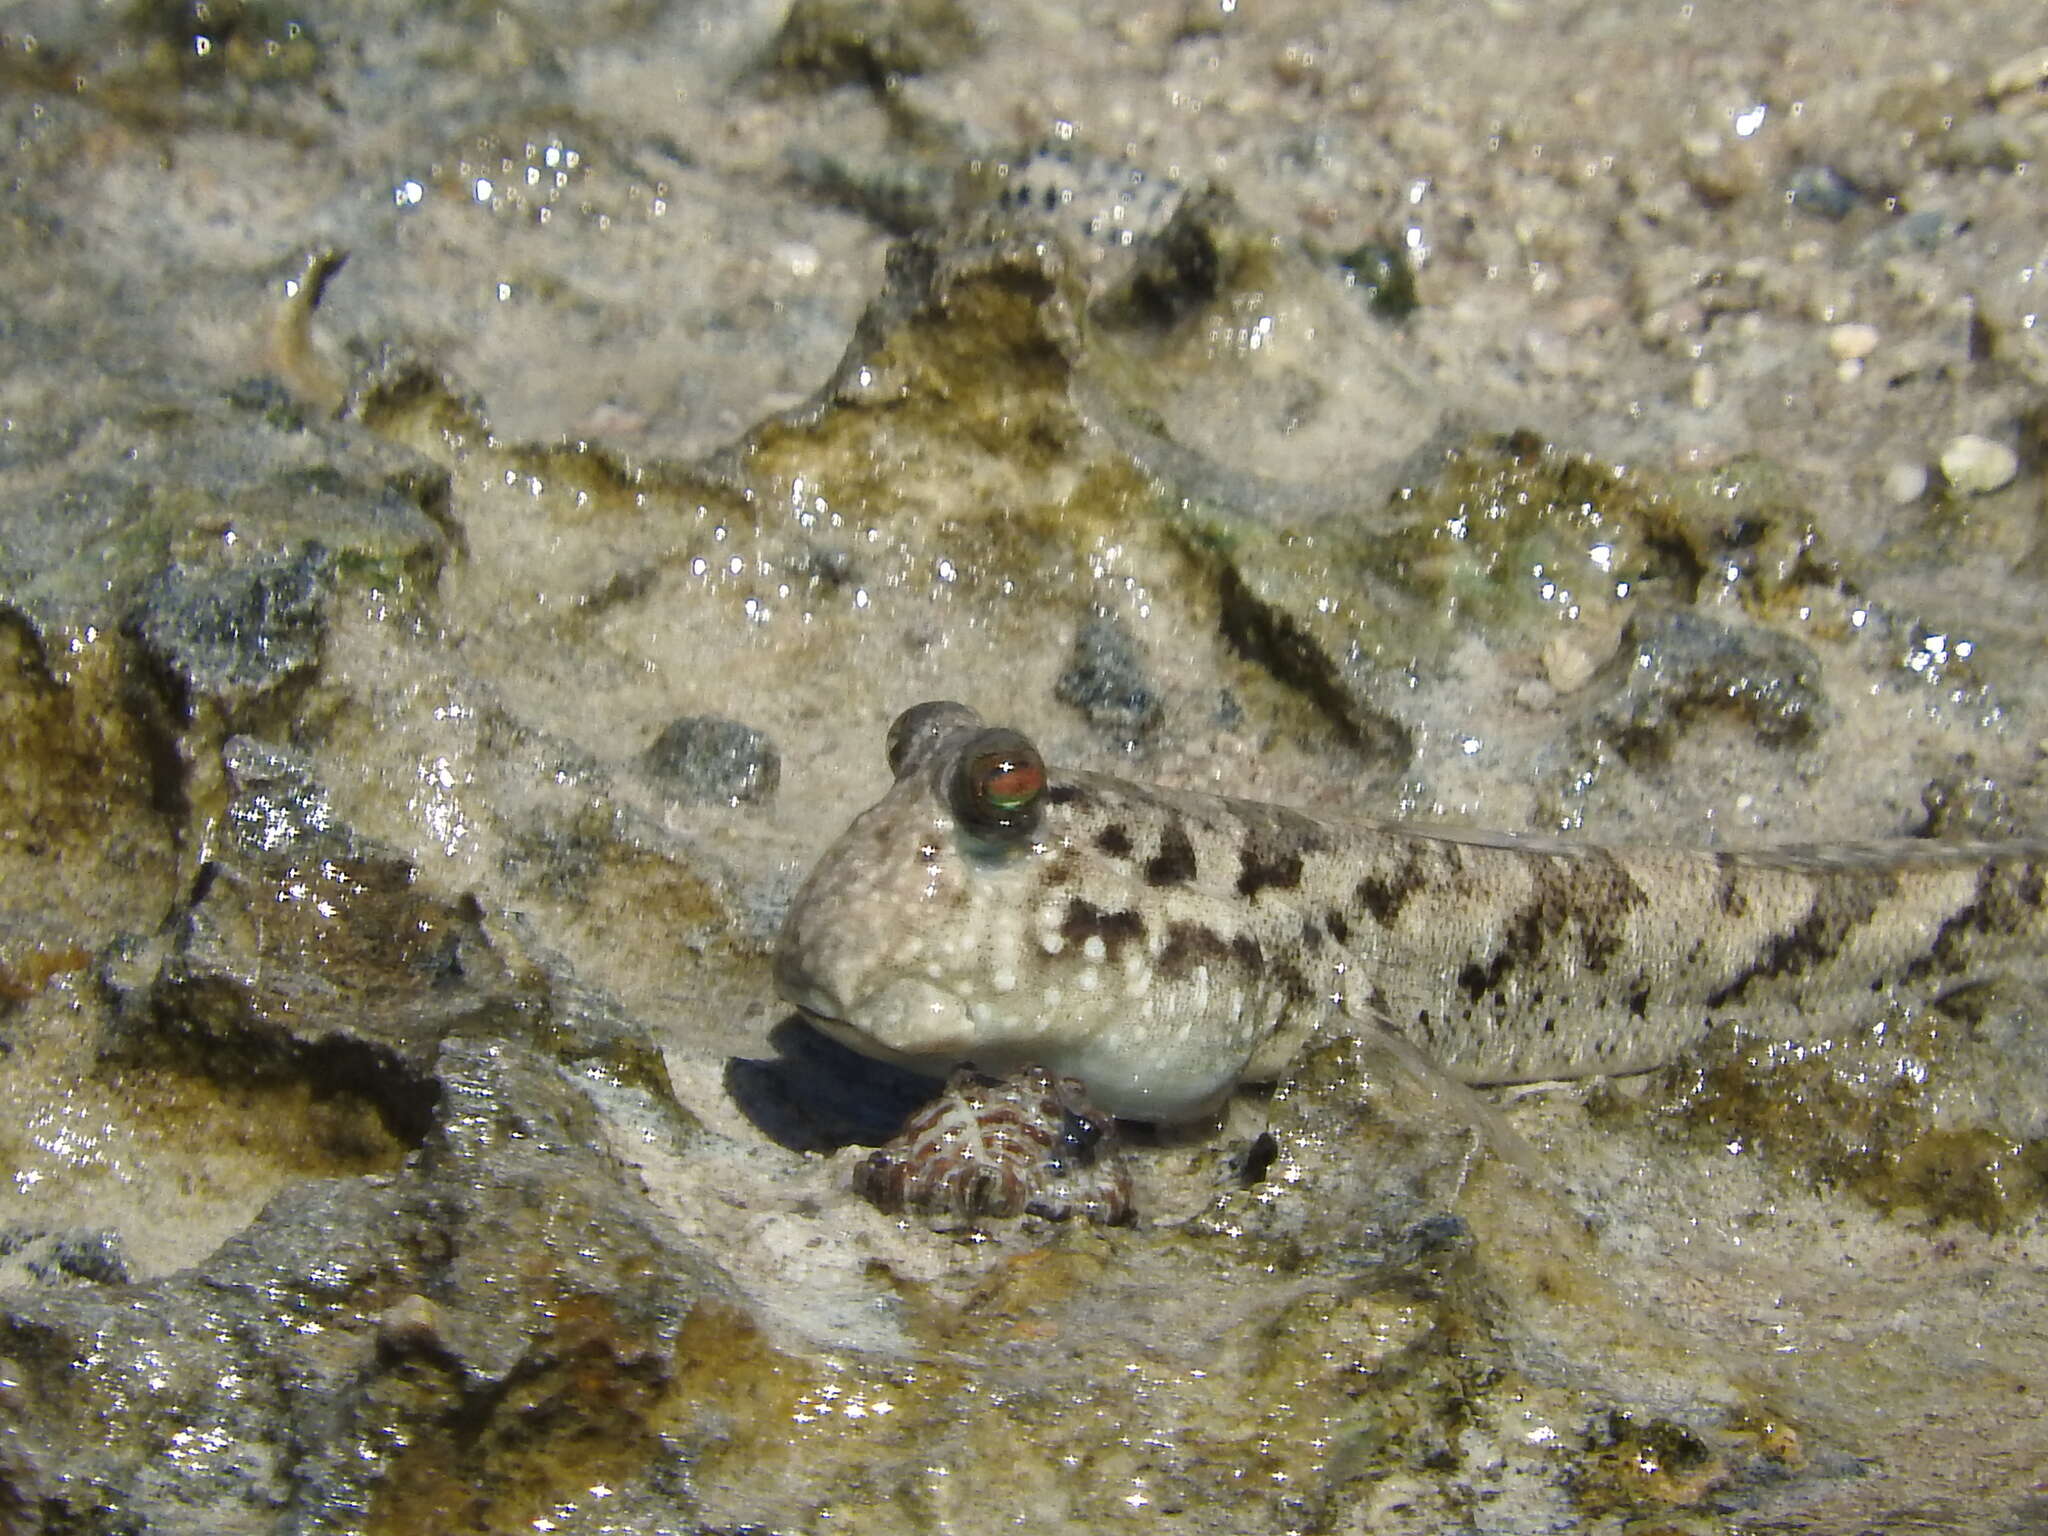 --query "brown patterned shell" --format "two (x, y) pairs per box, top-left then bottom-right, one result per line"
(853, 1066), (1134, 1224)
